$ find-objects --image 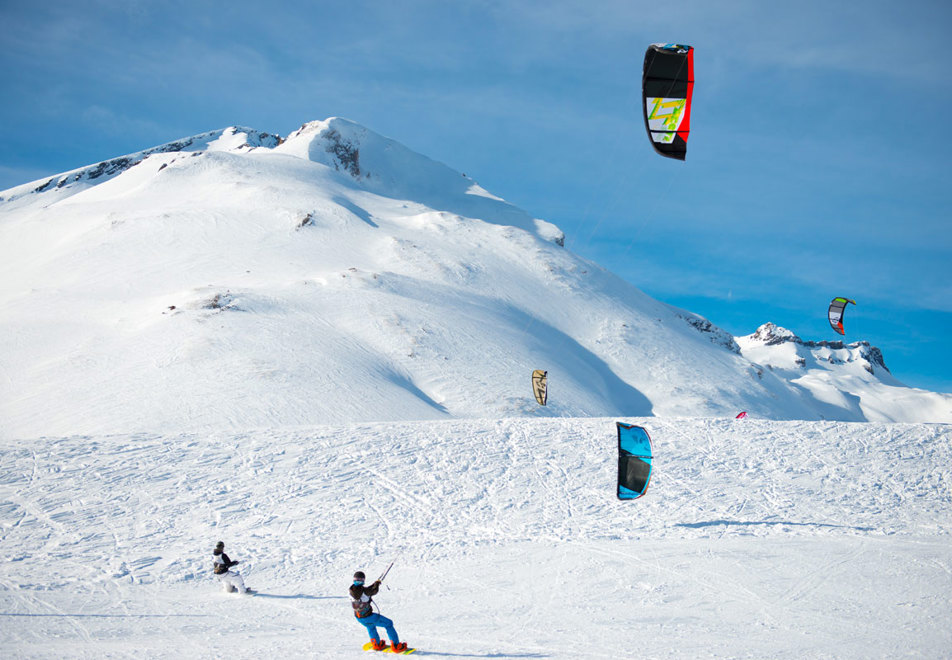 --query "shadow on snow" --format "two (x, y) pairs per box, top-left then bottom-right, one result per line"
(0, 612), (209, 618)
(674, 519), (875, 532)
(251, 592), (347, 600)
(413, 652), (549, 658)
